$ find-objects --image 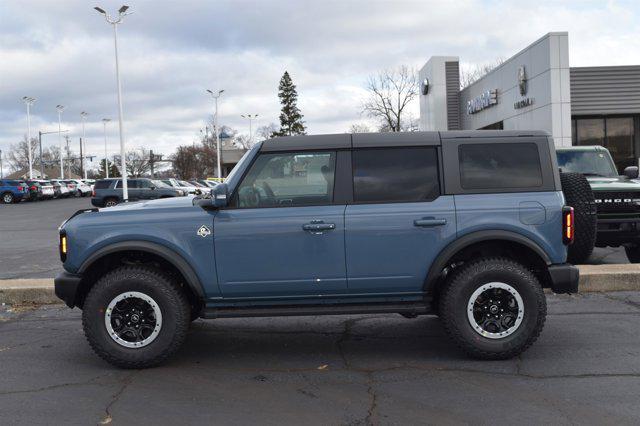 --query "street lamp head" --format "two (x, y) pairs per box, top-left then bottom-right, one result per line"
(80, 111), (89, 118)
(22, 96), (36, 105)
(118, 5), (129, 14)
(56, 105), (65, 113)
(219, 89), (225, 95)
(102, 118), (111, 123)
(206, 89), (213, 94)
(94, 6), (106, 14)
